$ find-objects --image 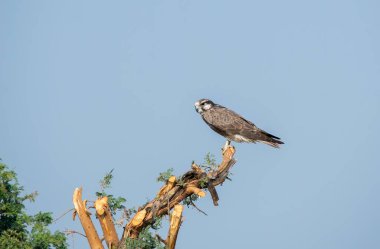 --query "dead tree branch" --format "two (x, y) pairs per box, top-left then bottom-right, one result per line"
(167, 204), (184, 249)
(95, 196), (119, 248)
(72, 145), (236, 249)
(72, 188), (104, 249)
(118, 146), (236, 247)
